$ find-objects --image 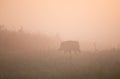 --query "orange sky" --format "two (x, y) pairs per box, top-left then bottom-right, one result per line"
(0, 0), (120, 48)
